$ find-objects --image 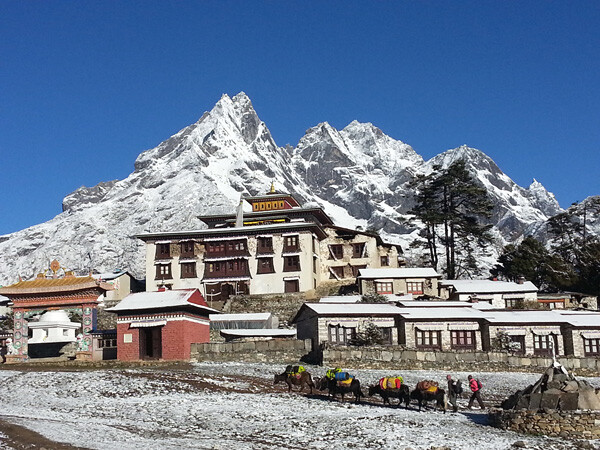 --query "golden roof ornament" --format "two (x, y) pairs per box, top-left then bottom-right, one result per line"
(269, 181), (275, 194)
